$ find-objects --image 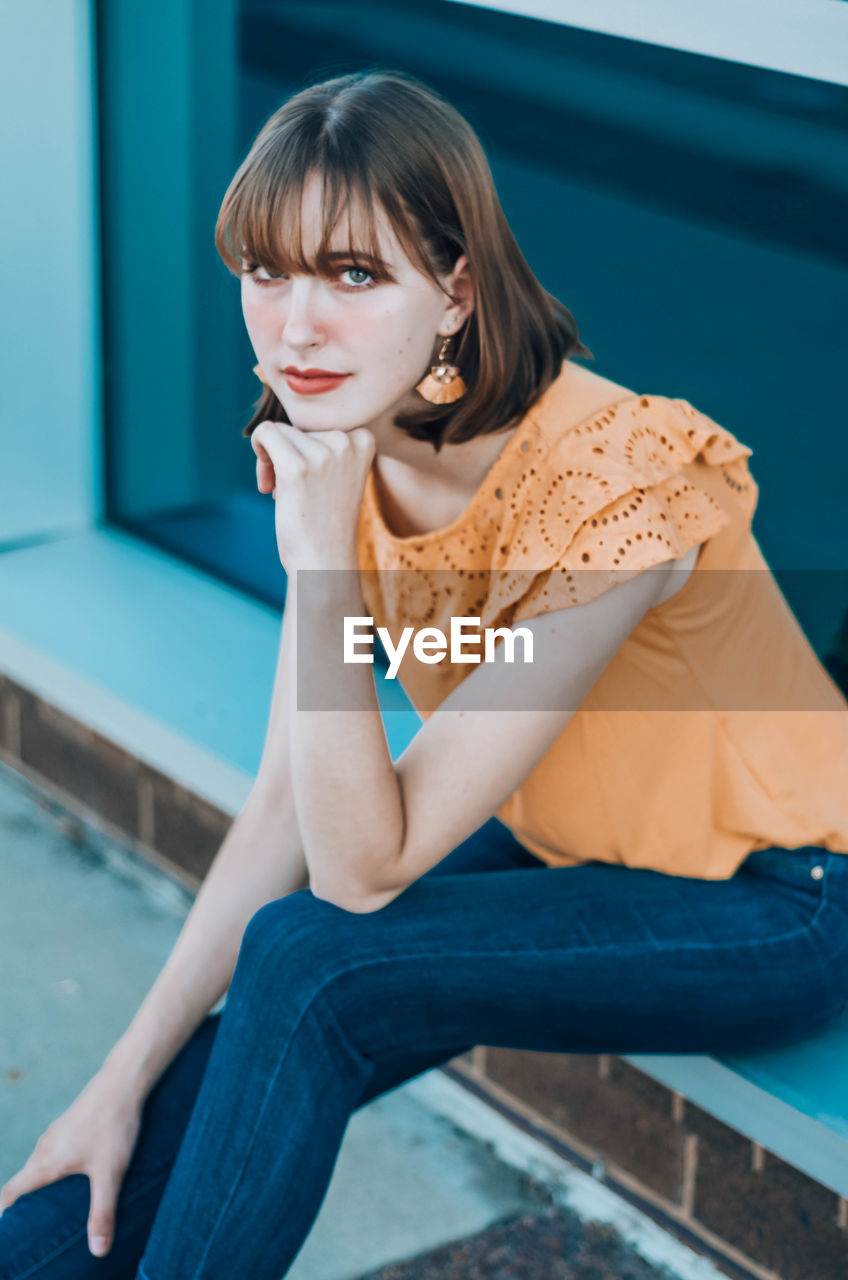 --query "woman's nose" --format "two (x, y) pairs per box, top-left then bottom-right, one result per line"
(281, 276), (325, 348)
